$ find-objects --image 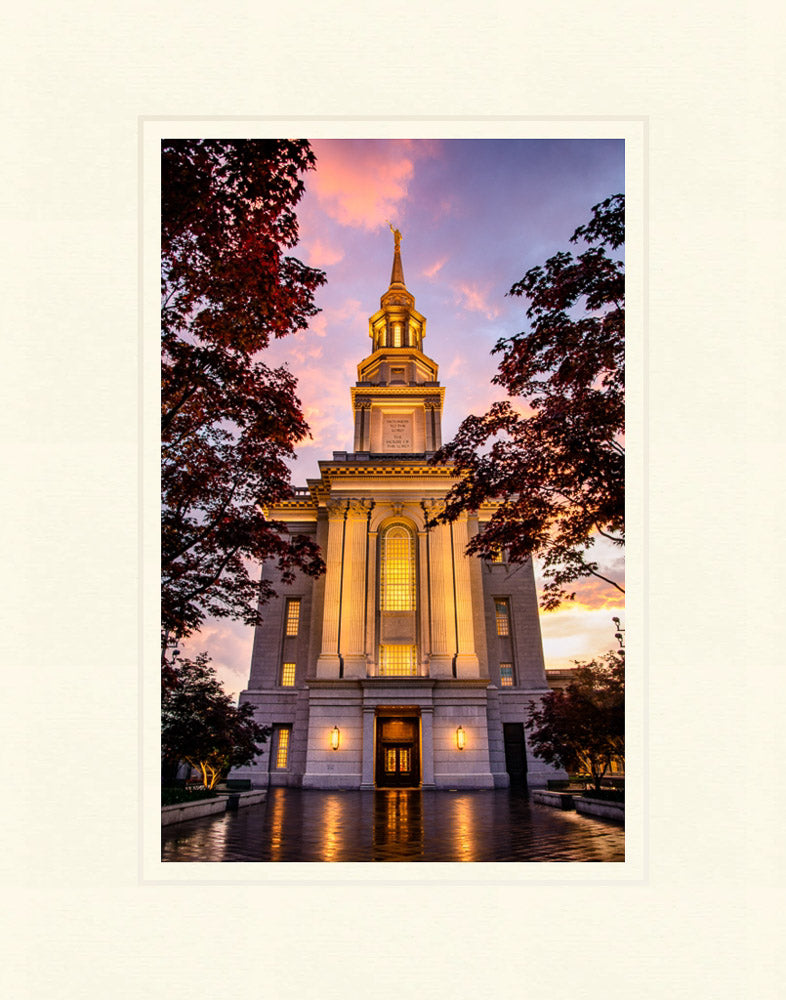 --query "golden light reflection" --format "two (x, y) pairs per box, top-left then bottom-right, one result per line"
(268, 789), (285, 863)
(321, 794), (341, 862)
(451, 795), (477, 862)
(456, 725), (465, 750)
(372, 790), (424, 855)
